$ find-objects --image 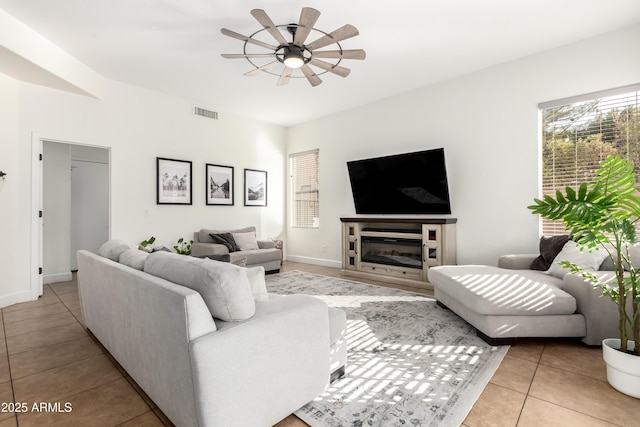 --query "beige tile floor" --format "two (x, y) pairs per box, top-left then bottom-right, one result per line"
(0, 261), (638, 426)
